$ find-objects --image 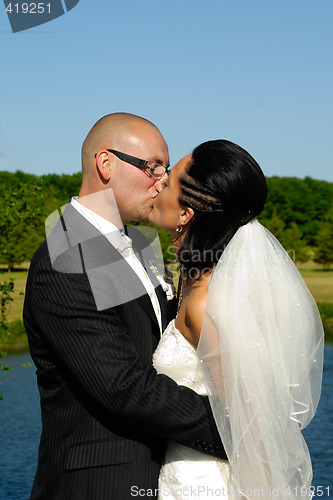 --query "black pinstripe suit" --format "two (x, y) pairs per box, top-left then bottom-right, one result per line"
(23, 204), (225, 500)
